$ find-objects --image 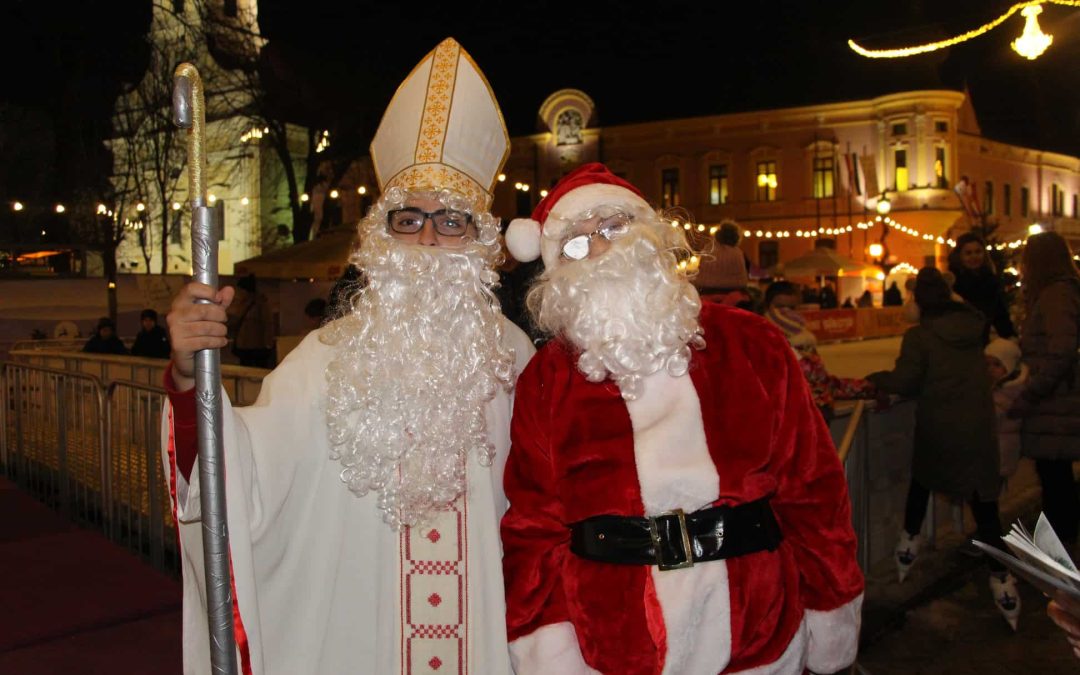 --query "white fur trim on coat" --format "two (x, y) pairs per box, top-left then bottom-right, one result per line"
(540, 183), (653, 269)
(626, 371), (731, 675)
(804, 593), (863, 674)
(509, 622), (600, 675)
